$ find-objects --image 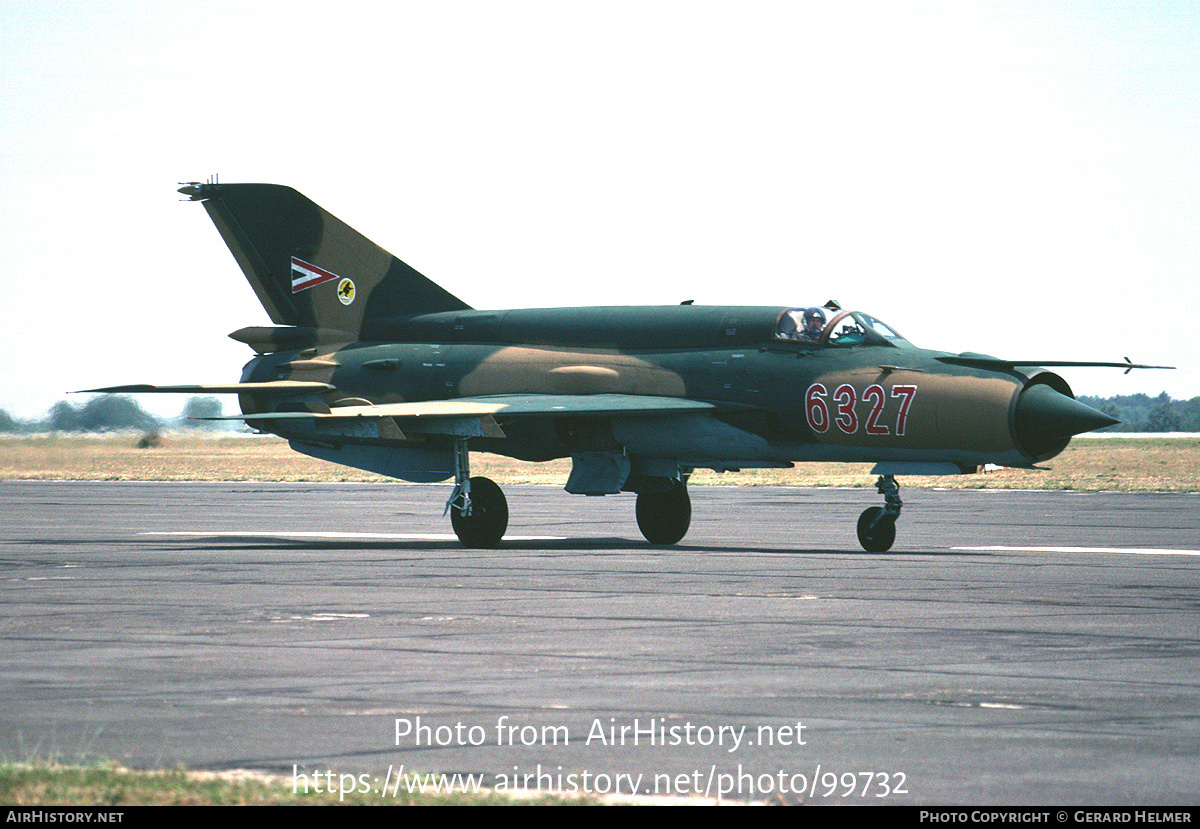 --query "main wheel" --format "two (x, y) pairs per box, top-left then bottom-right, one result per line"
(636, 480), (691, 545)
(856, 506), (896, 552)
(450, 476), (509, 548)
